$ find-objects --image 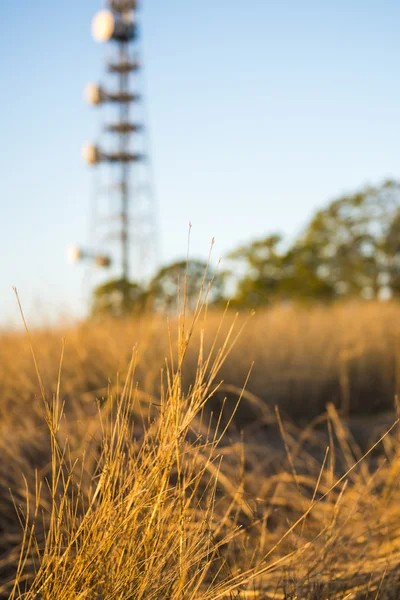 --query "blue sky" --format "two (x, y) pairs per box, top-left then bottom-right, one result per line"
(2, 0), (400, 325)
